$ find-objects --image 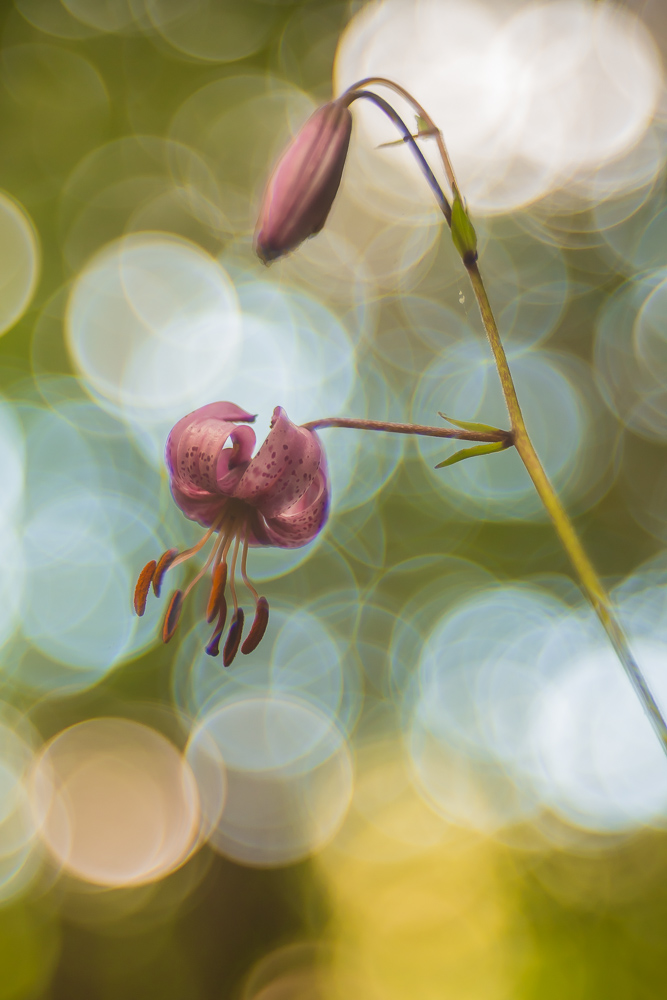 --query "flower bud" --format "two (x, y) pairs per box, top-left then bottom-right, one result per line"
(254, 100), (353, 263)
